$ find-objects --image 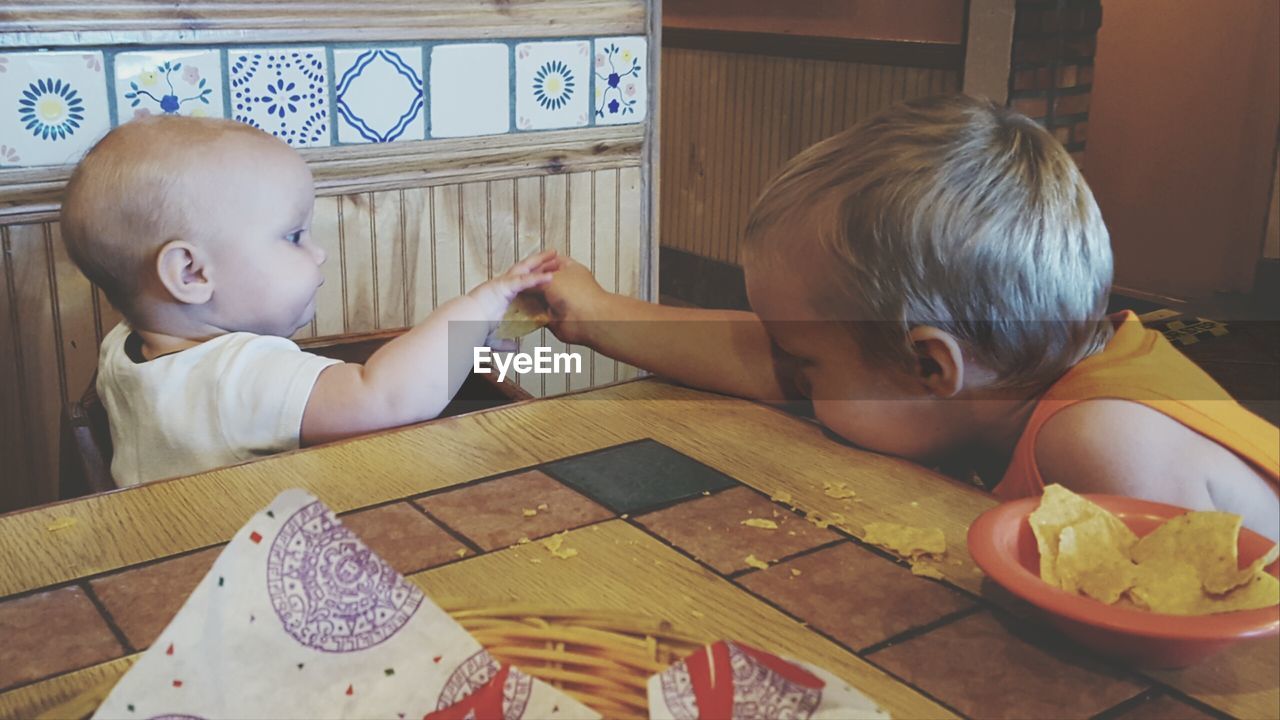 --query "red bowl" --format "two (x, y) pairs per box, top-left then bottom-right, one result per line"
(967, 494), (1280, 668)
